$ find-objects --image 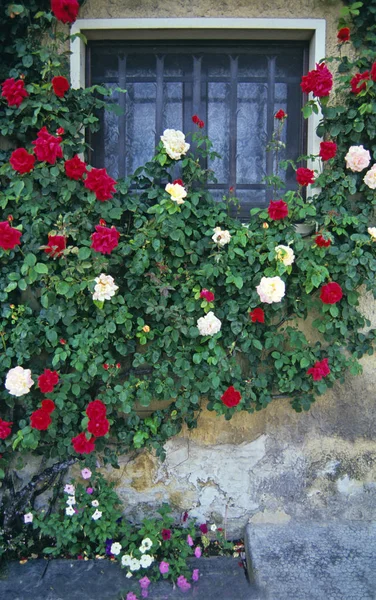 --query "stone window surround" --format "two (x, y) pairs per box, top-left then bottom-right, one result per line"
(70, 17), (326, 161)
